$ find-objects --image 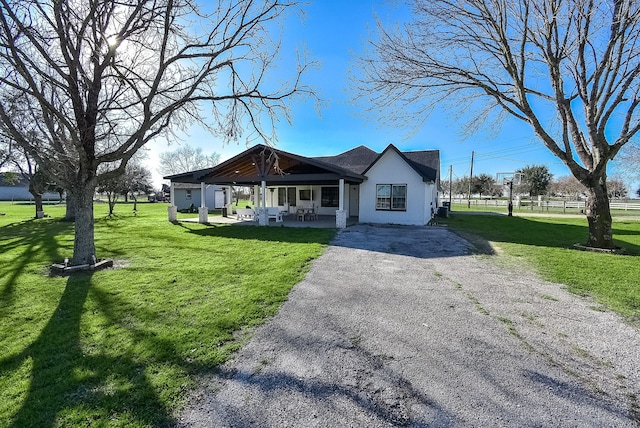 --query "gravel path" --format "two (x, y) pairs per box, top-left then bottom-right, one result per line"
(179, 224), (640, 427)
